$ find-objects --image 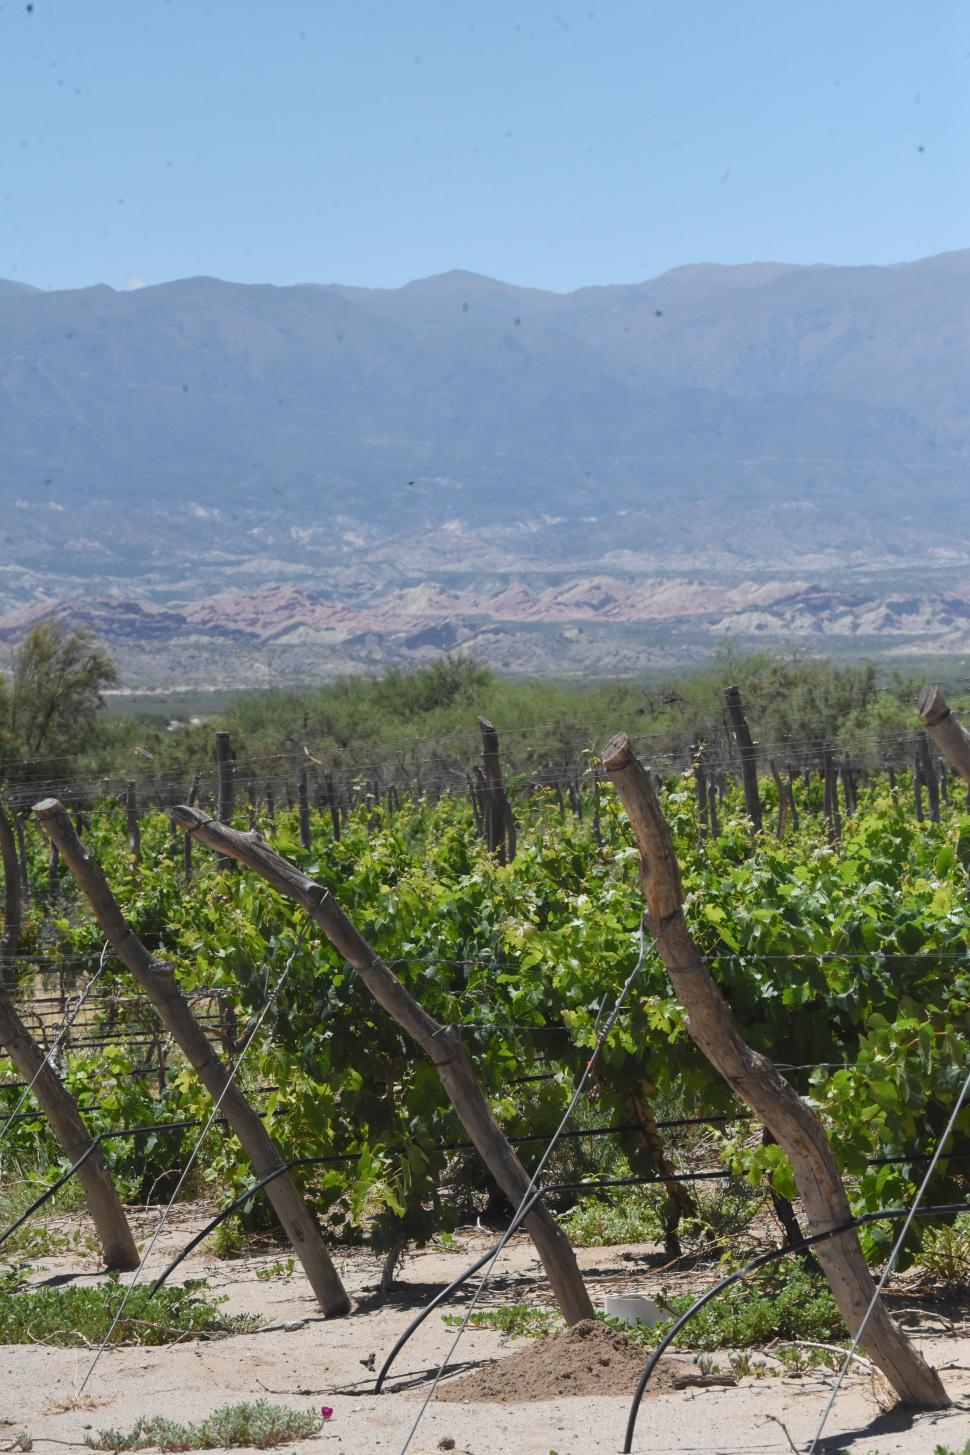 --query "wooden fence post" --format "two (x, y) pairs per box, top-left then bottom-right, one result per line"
(601, 732), (948, 1409)
(913, 745), (925, 822)
(215, 732), (235, 869)
(297, 766), (311, 851)
(47, 839), (60, 899)
(13, 811), (30, 905)
(478, 717), (516, 864)
(823, 747), (841, 842)
(171, 805), (593, 1326)
(183, 772), (200, 884)
(0, 986), (139, 1270)
(693, 749), (708, 839)
(326, 772), (340, 843)
(125, 780), (141, 867)
(917, 733), (940, 823)
(768, 761), (787, 839)
(723, 685), (762, 832)
(33, 799), (351, 1318)
(786, 766), (800, 831)
(0, 799), (22, 980)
